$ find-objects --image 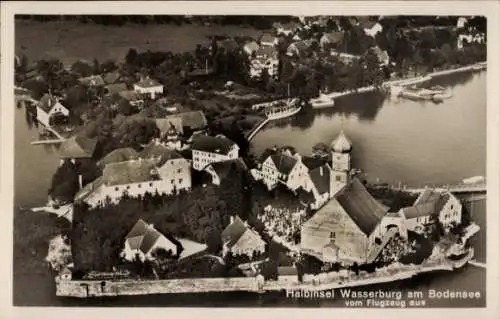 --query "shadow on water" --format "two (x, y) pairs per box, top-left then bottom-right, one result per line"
(428, 70), (476, 88)
(317, 90), (386, 122)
